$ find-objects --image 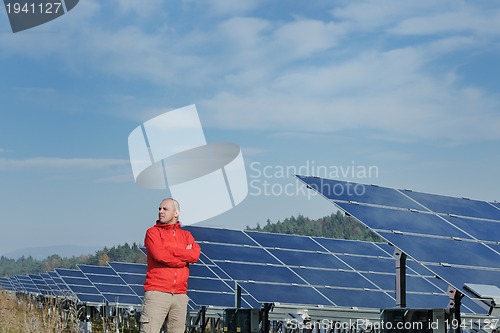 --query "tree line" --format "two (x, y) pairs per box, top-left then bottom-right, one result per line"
(246, 211), (383, 241)
(0, 242), (146, 277)
(1, 212), (383, 277)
